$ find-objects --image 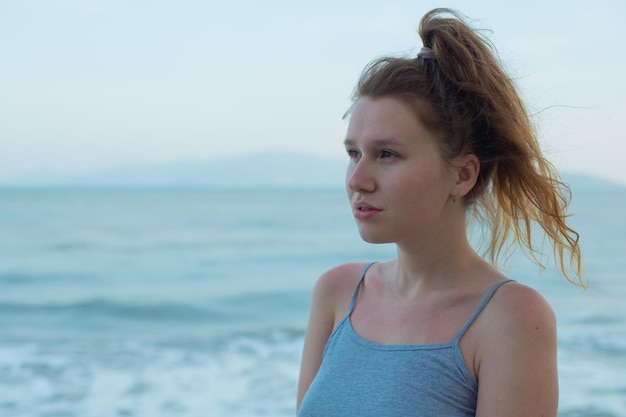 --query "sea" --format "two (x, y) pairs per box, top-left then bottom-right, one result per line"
(0, 184), (624, 417)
